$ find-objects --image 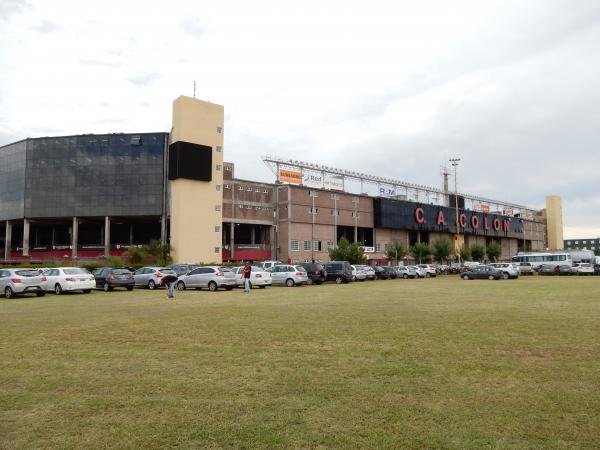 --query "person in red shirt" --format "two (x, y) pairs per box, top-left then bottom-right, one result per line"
(242, 262), (252, 293)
